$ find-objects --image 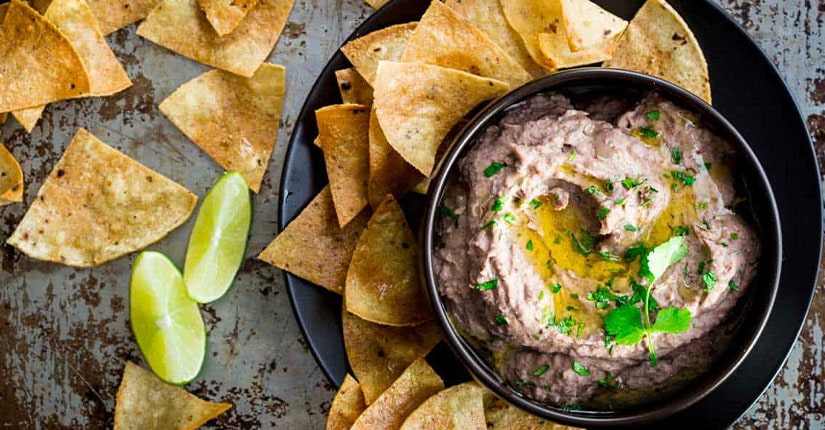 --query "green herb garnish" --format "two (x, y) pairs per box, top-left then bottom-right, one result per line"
(730, 232), (739, 240)
(729, 280), (740, 291)
(568, 229), (595, 256)
(671, 171), (696, 186)
(530, 198), (543, 210)
(648, 110), (661, 121)
(572, 361), (590, 376)
(532, 364), (550, 377)
(621, 177), (642, 189)
(484, 161), (506, 177)
(526, 240), (534, 251)
(639, 127), (660, 138)
(495, 314), (508, 325)
(474, 279), (498, 291)
(598, 207), (610, 220)
(586, 186), (600, 195)
(671, 150), (682, 165)
(552, 283), (562, 294)
(624, 224), (639, 232)
(672, 225), (690, 236)
(615, 198), (626, 206)
(502, 213), (518, 225)
(481, 220), (497, 230)
(703, 270), (717, 292)
(491, 197), (504, 212)
(567, 150), (578, 162)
